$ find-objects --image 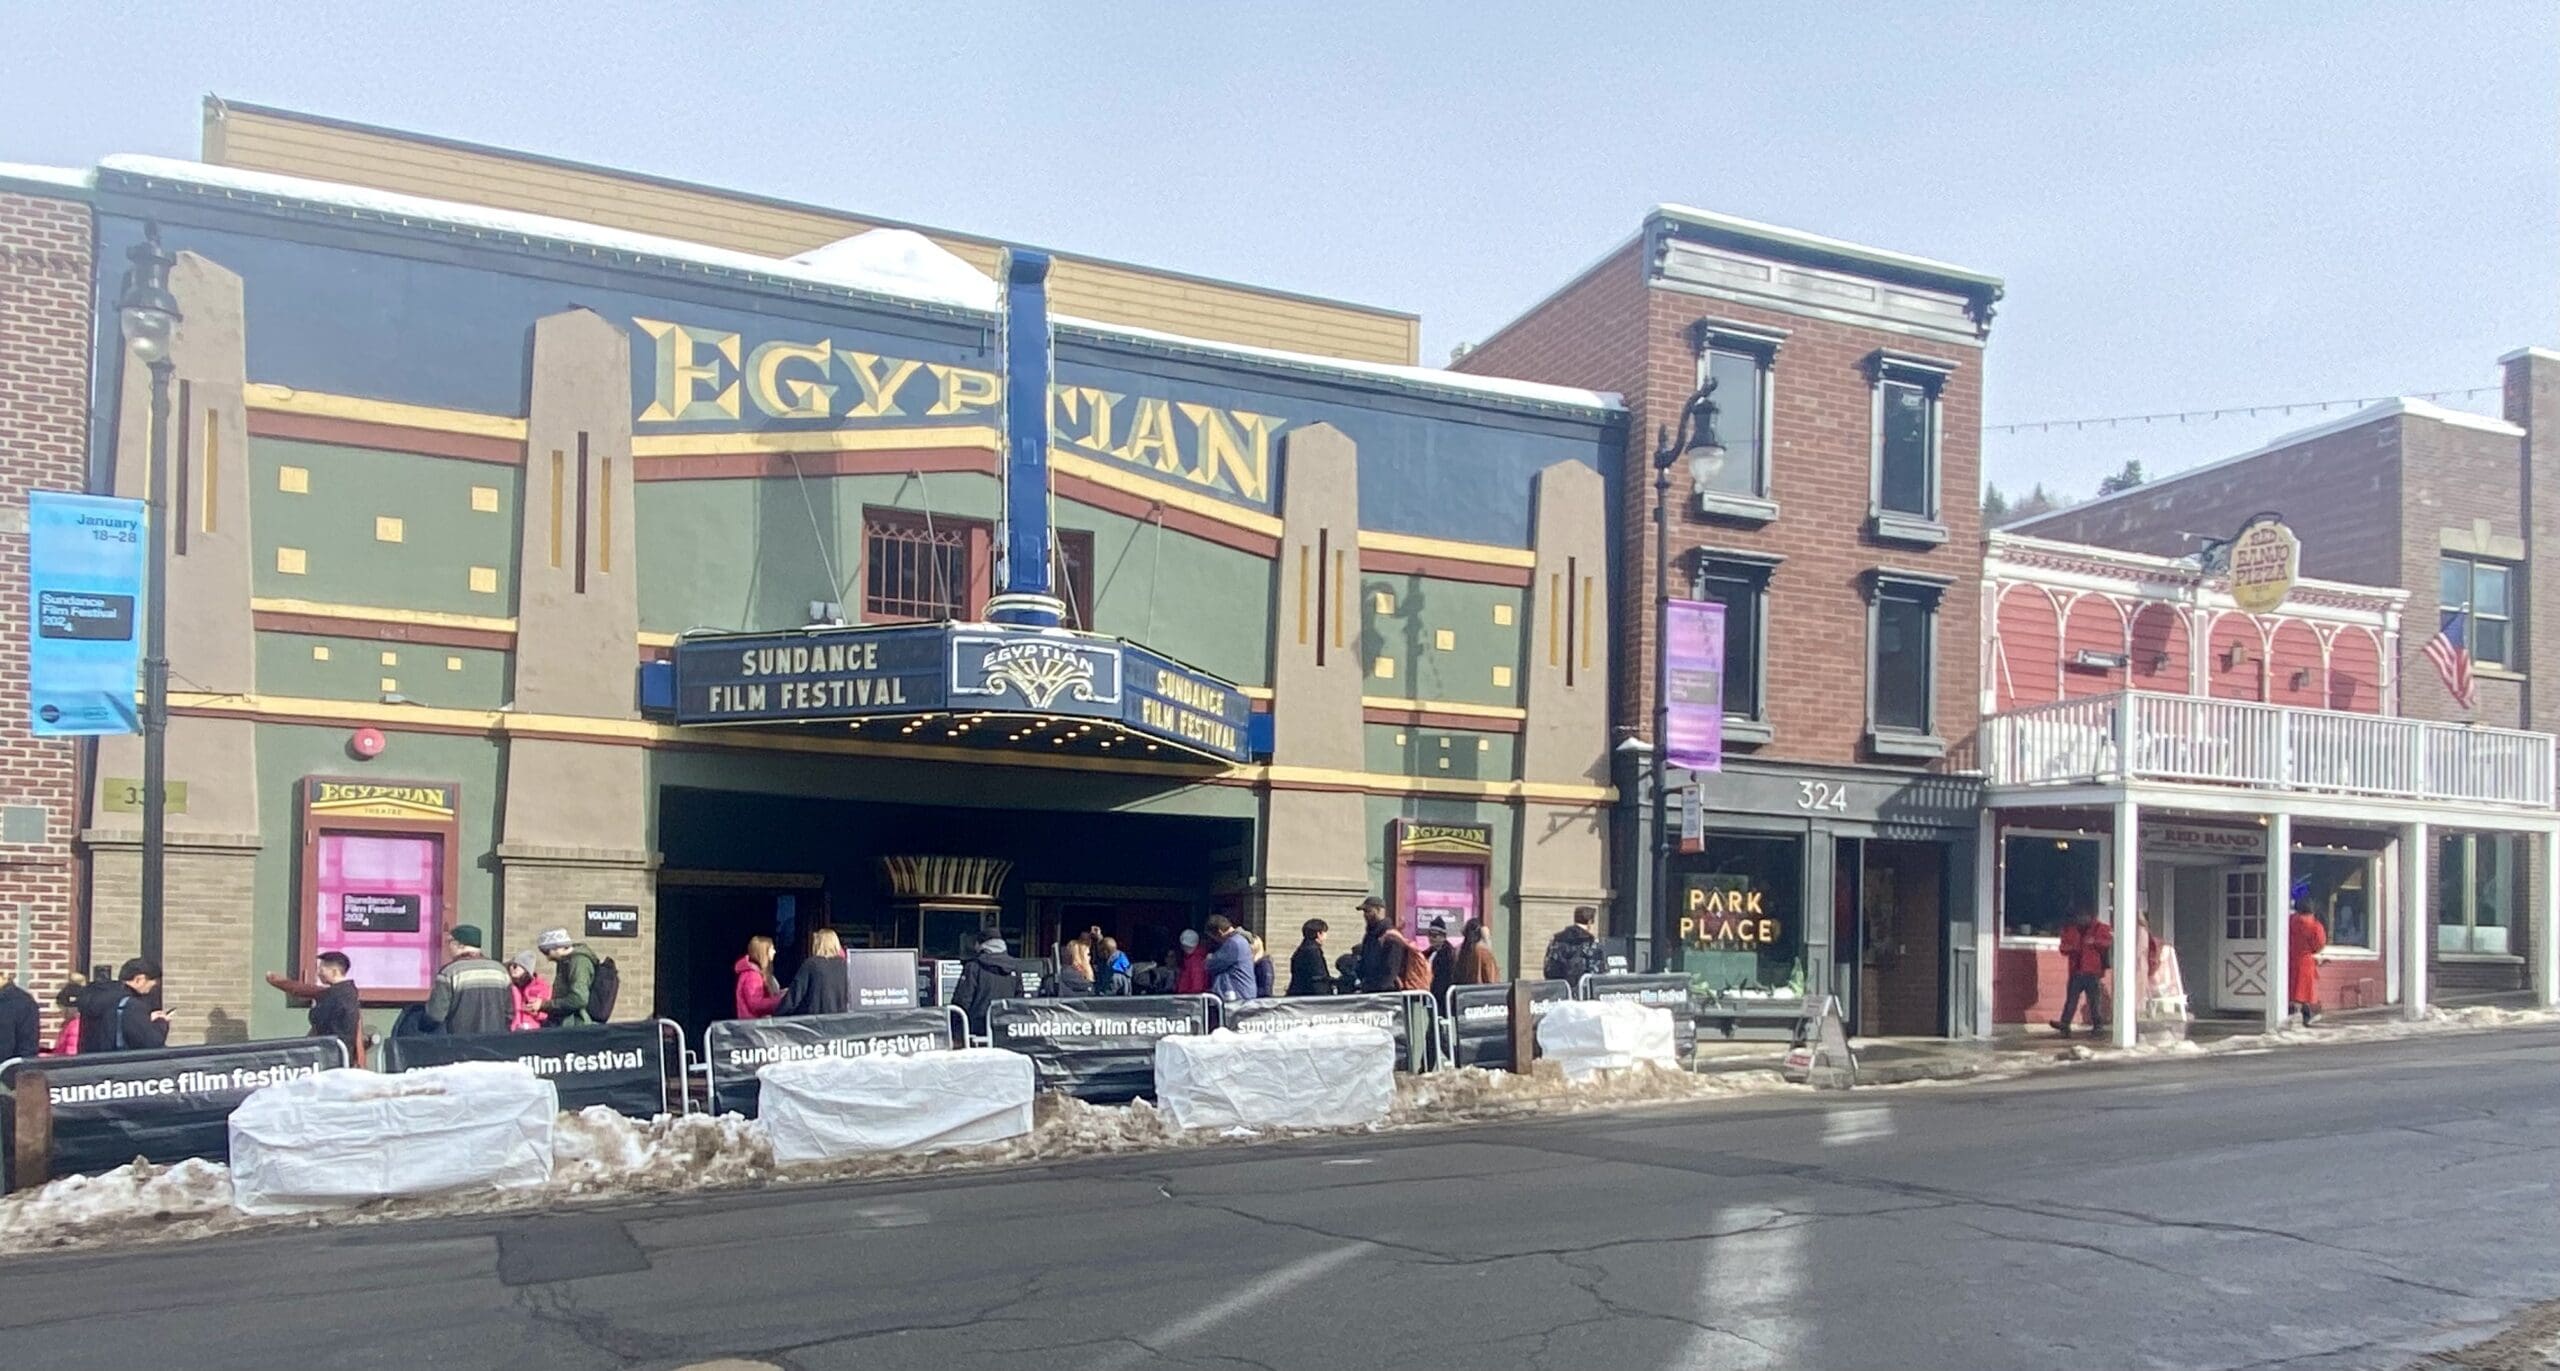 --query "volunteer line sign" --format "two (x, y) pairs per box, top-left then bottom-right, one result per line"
(1, 1038), (349, 1186)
